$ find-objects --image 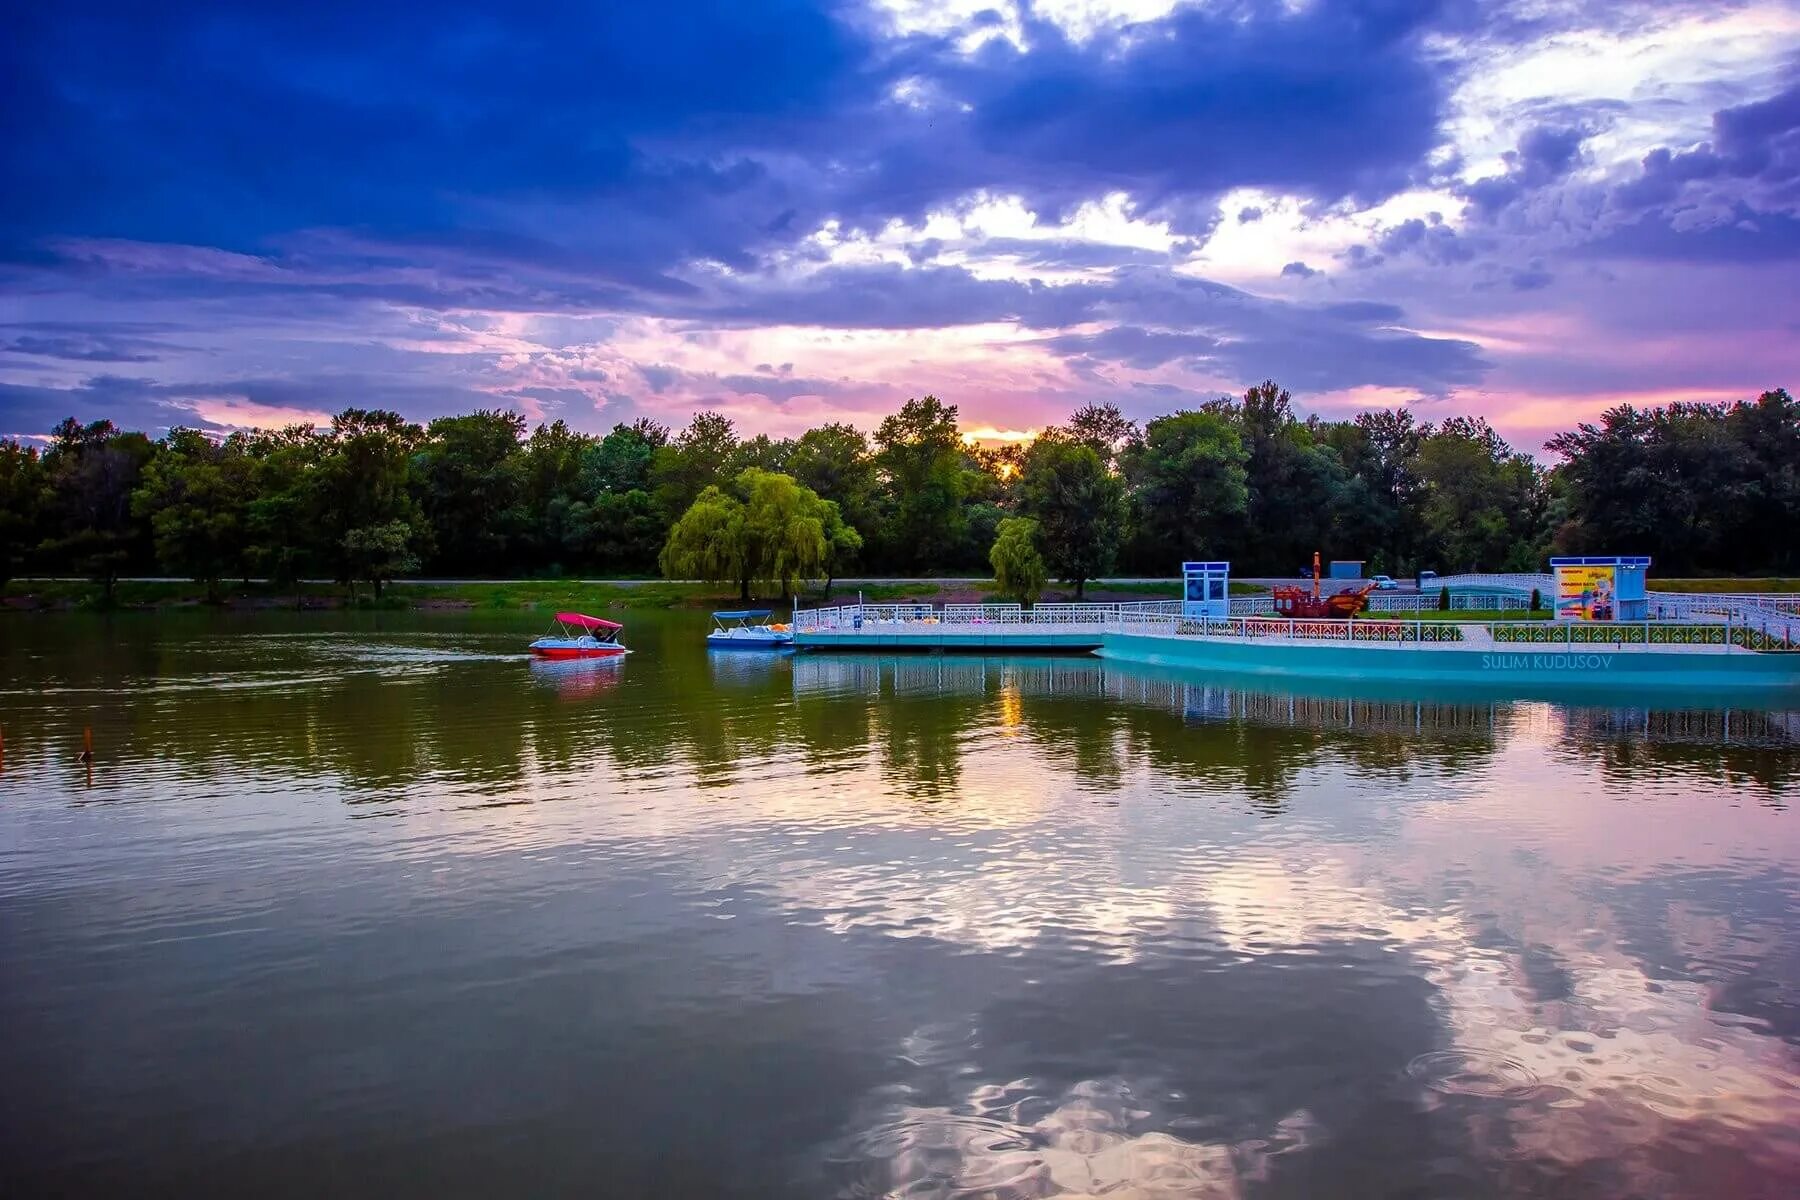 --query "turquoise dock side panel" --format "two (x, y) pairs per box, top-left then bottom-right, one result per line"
(1097, 632), (1800, 694)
